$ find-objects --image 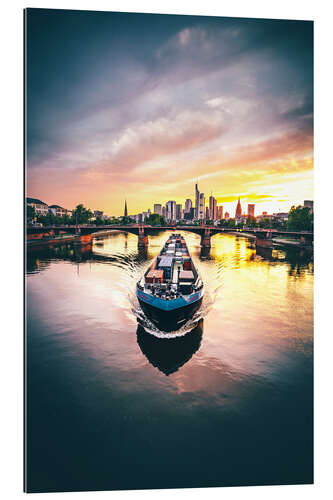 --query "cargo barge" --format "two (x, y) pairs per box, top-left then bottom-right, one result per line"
(136, 234), (204, 331)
